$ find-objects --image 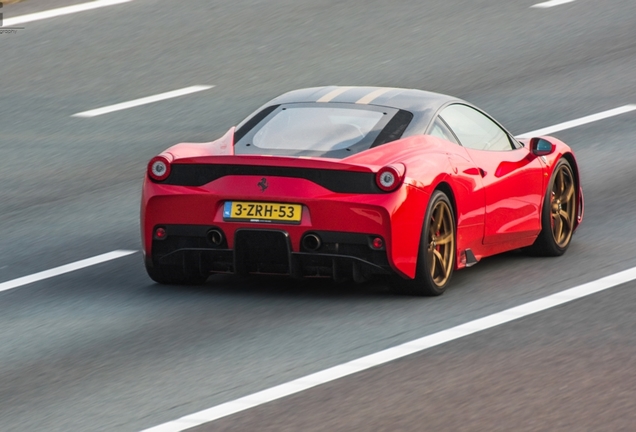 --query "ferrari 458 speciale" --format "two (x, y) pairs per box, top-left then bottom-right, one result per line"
(141, 86), (583, 295)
